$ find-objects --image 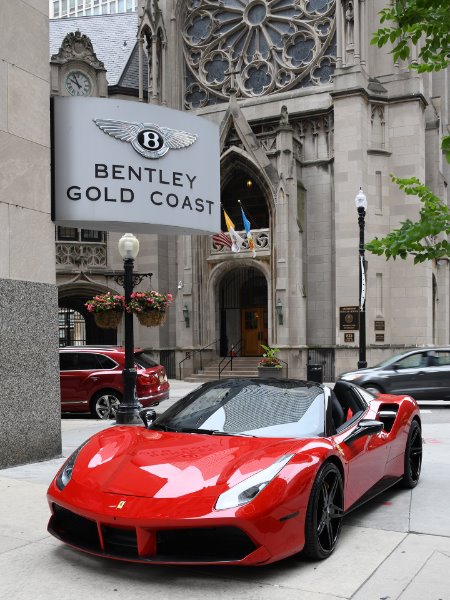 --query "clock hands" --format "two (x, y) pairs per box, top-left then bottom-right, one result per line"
(69, 74), (82, 89)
